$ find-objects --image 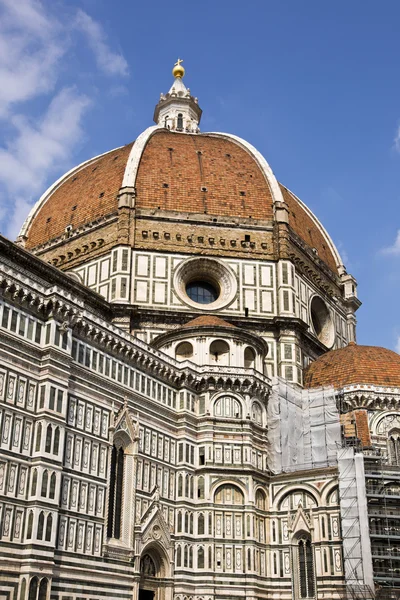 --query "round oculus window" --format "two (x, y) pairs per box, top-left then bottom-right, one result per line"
(186, 281), (219, 304)
(173, 257), (237, 311)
